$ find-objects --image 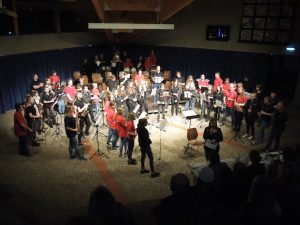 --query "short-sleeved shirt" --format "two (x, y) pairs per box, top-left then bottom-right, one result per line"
(65, 86), (76, 102)
(225, 90), (237, 108)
